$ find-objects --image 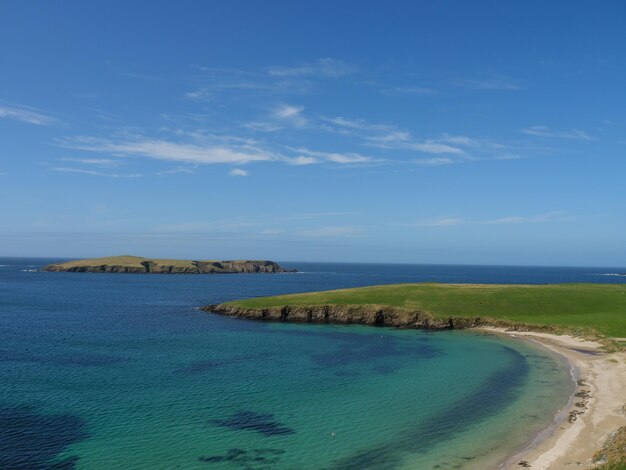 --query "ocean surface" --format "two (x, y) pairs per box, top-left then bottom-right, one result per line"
(1, 259), (625, 469)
